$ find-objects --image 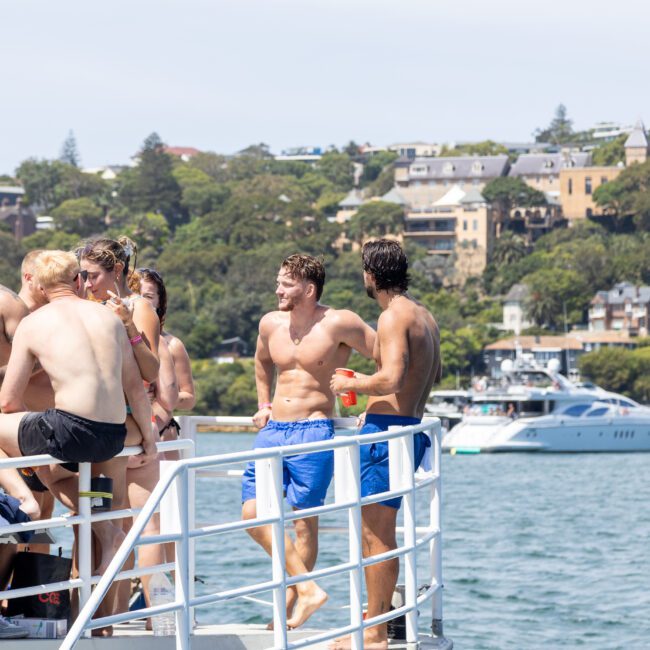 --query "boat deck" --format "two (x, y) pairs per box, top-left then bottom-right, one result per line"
(15, 620), (453, 649)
